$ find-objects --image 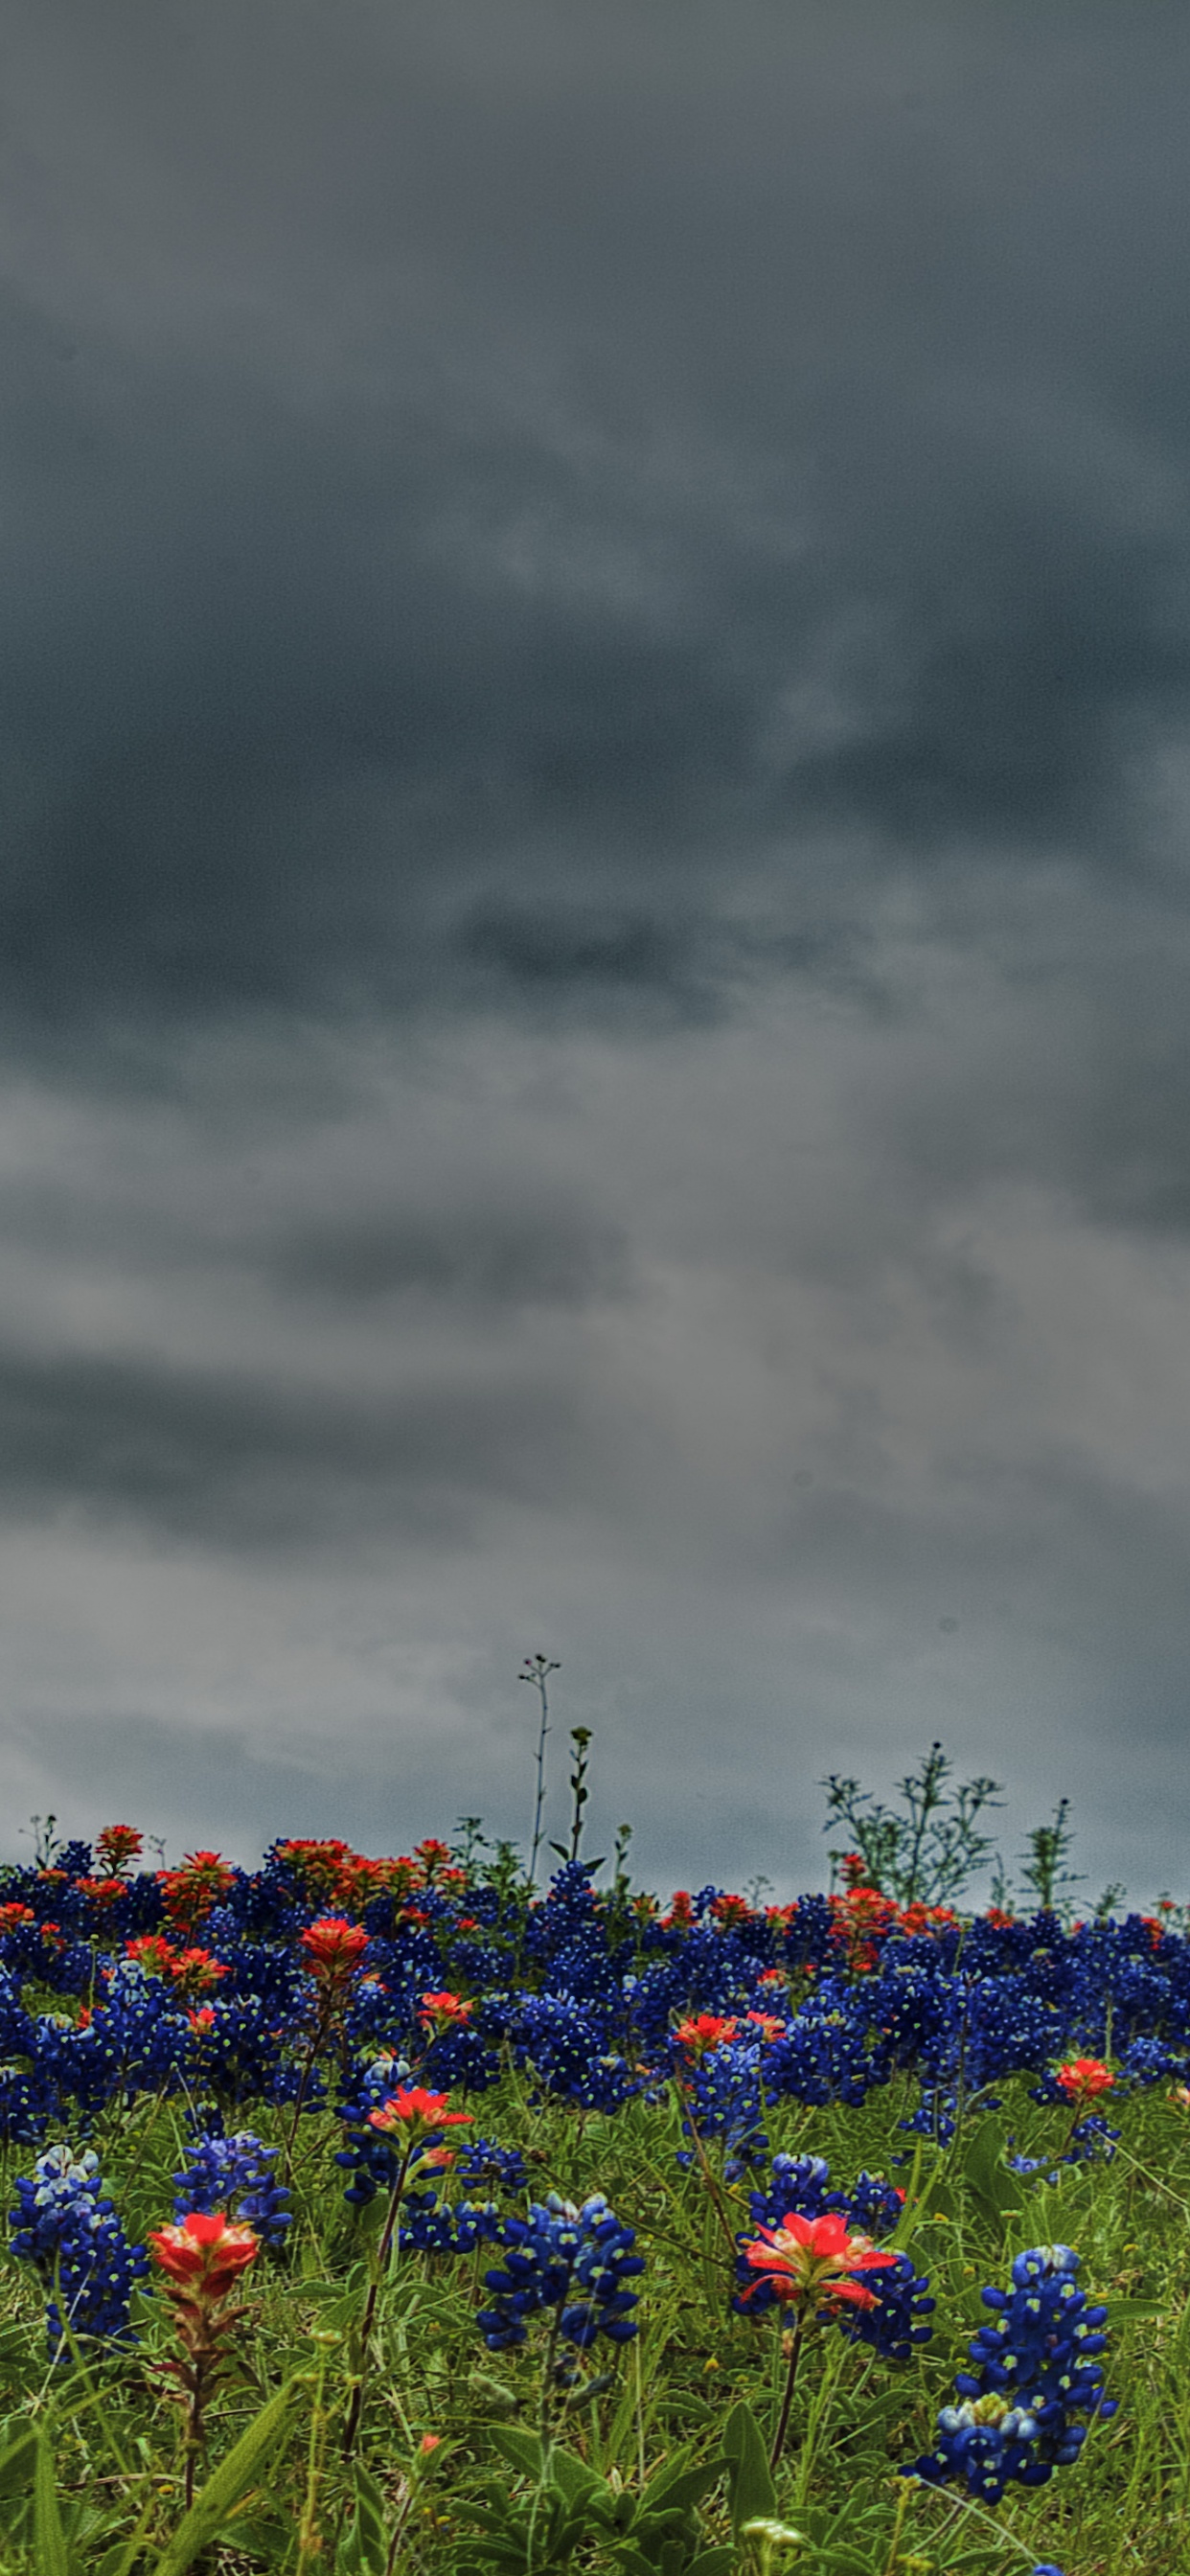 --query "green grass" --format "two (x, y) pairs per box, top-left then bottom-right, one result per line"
(0, 2061), (1185, 2575)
